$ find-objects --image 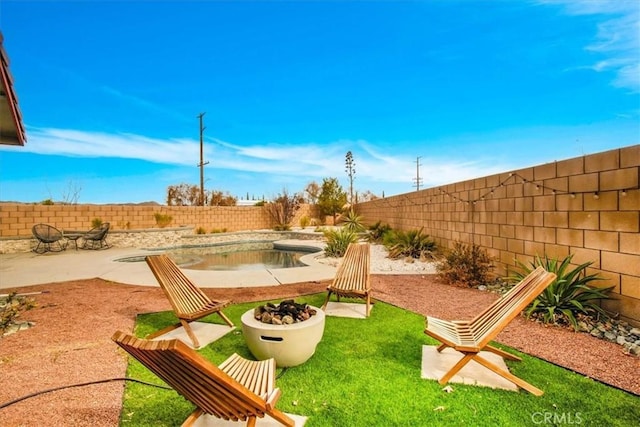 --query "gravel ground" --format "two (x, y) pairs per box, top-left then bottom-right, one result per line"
(317, 244), (439, 274)
(1, 246), (638, 427)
